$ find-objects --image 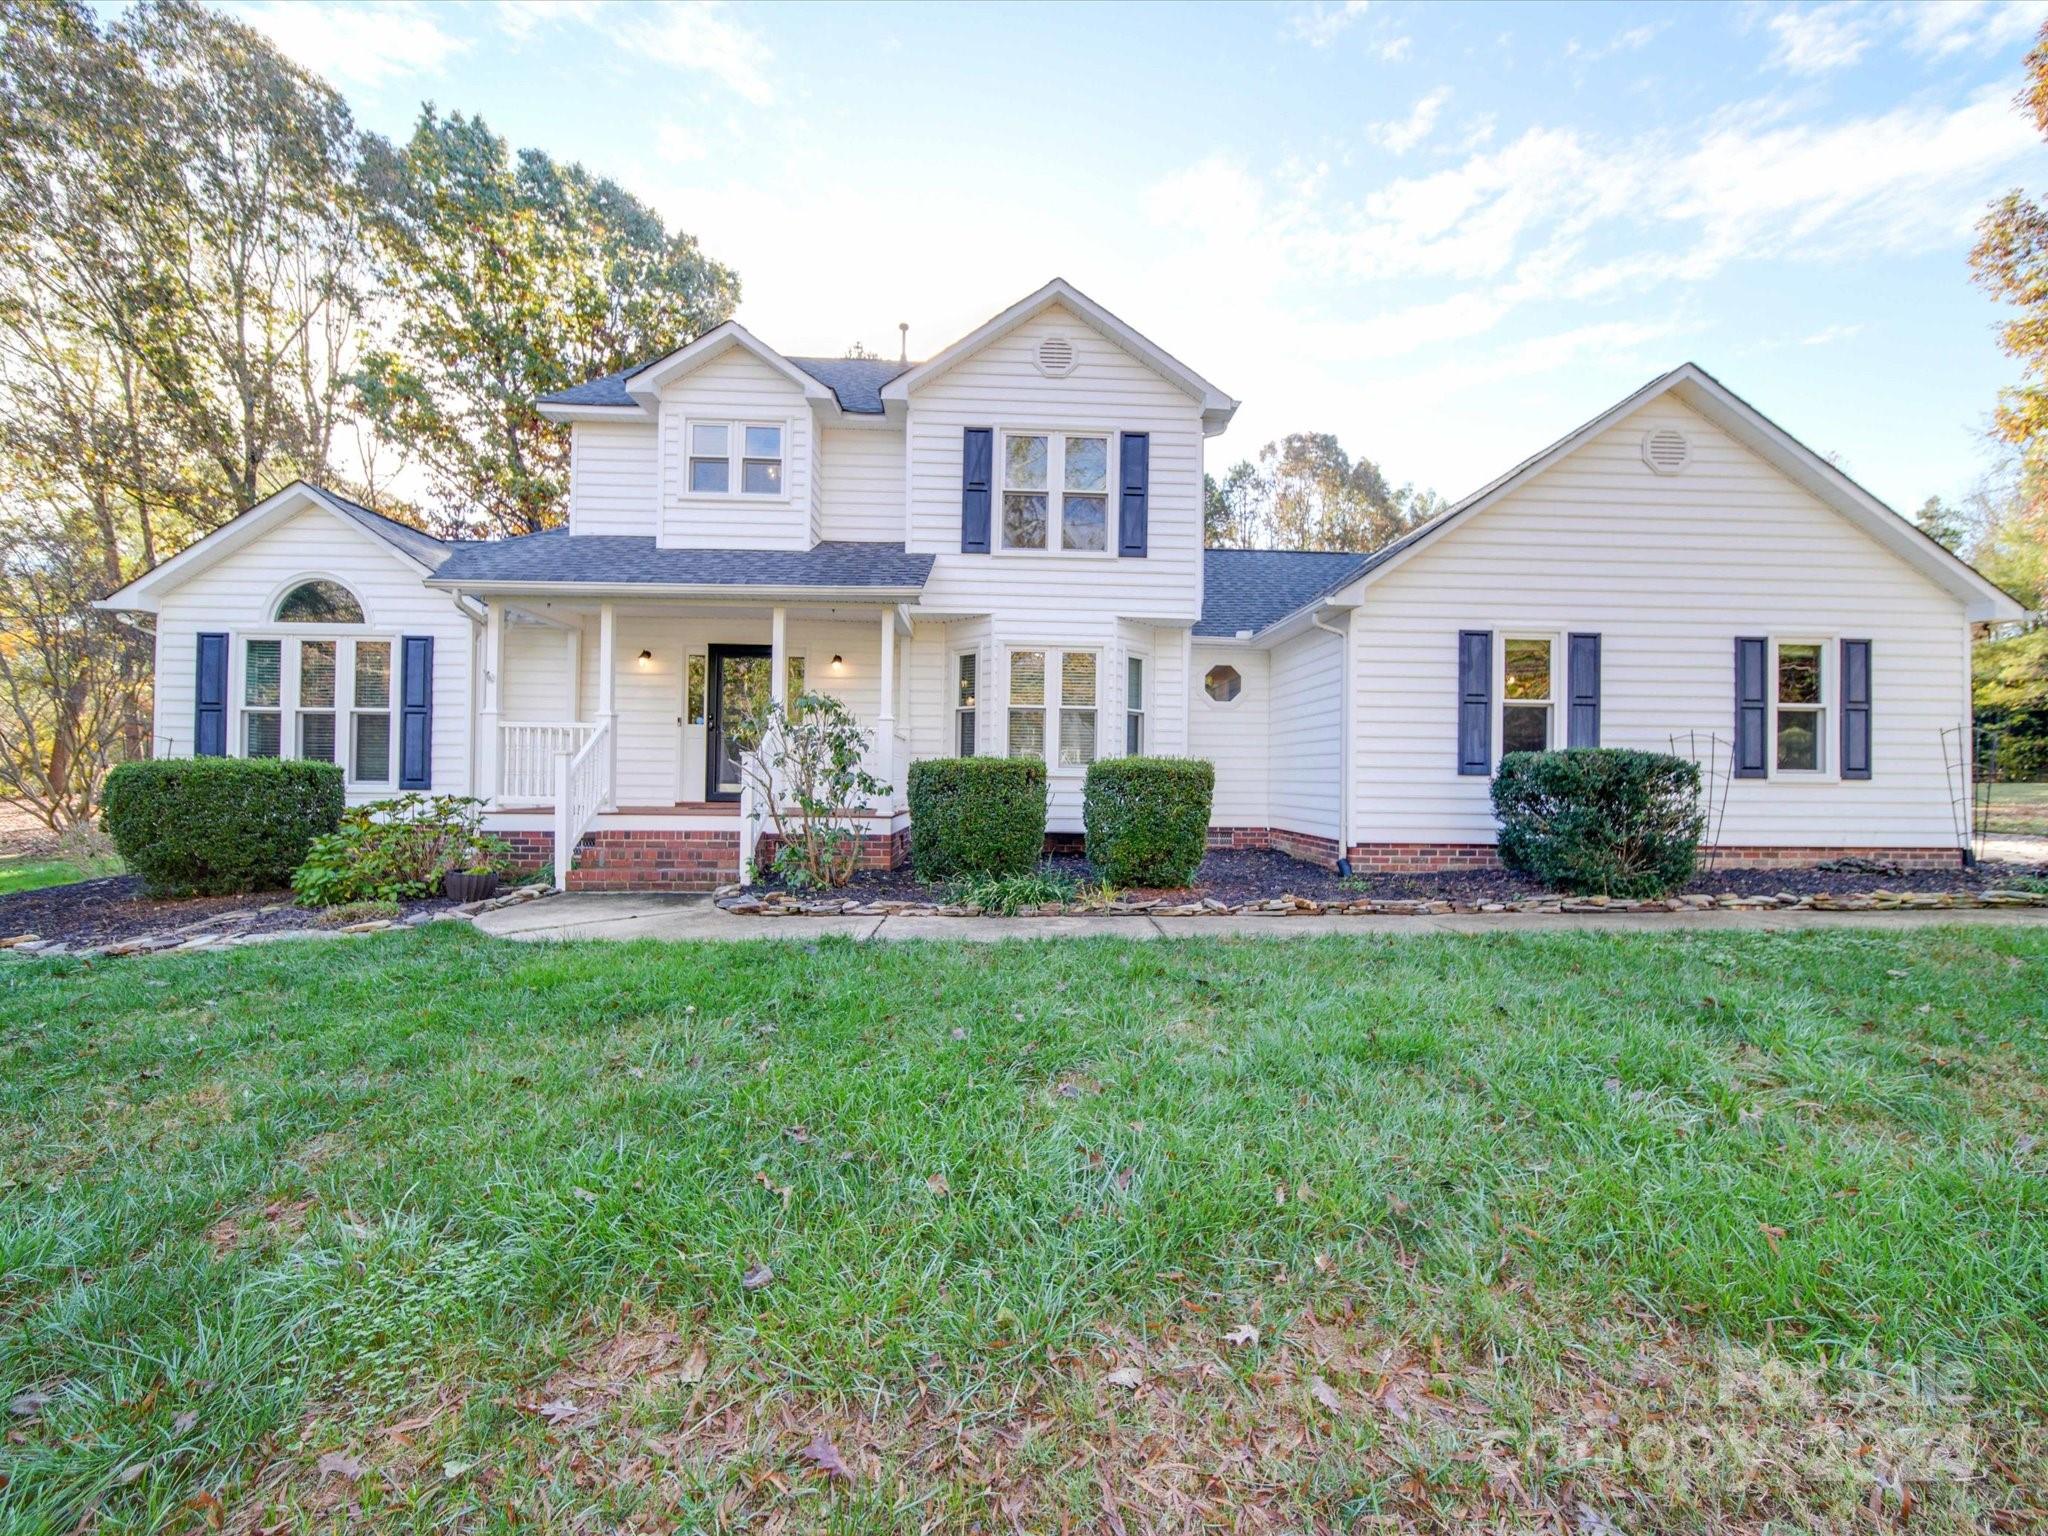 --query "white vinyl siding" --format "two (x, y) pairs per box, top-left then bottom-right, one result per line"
(905, 303), (1206, 623)
(816, 425), (907, 542)
(148, 505), (472, 802)
(1348, 398), (1971, 851)
(1268, 625), (1342, 843)
(1187, 644), (1267, 828)
(657, 349), (811, 549)
(568, 419), (660, 537)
